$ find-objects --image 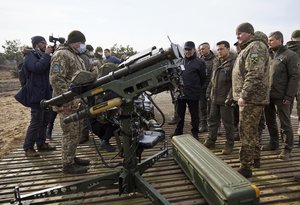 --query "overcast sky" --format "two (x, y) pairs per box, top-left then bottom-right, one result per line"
(1, 0), (299, 52)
